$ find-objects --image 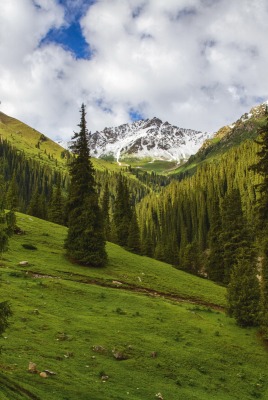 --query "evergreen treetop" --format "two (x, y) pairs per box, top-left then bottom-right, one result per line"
(65, 104), (107, 267)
